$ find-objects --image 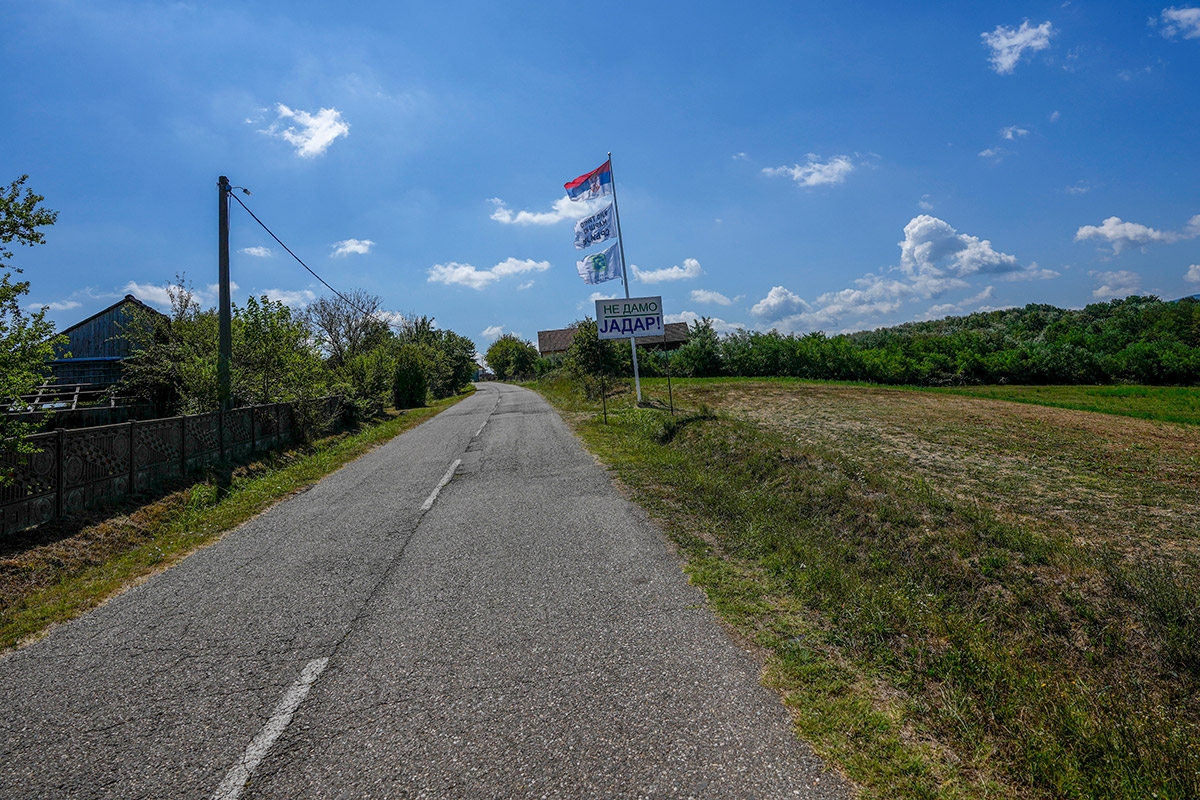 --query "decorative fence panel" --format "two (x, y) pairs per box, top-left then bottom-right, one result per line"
(60, 423), (133, 517)
(1, 398), (334, 536)
(0, 432), (58, 534)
